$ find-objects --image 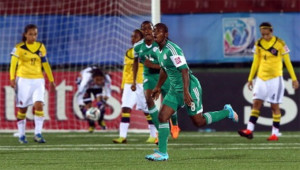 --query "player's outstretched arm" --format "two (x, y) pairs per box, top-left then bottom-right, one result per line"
(144, 58), (160, 69)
